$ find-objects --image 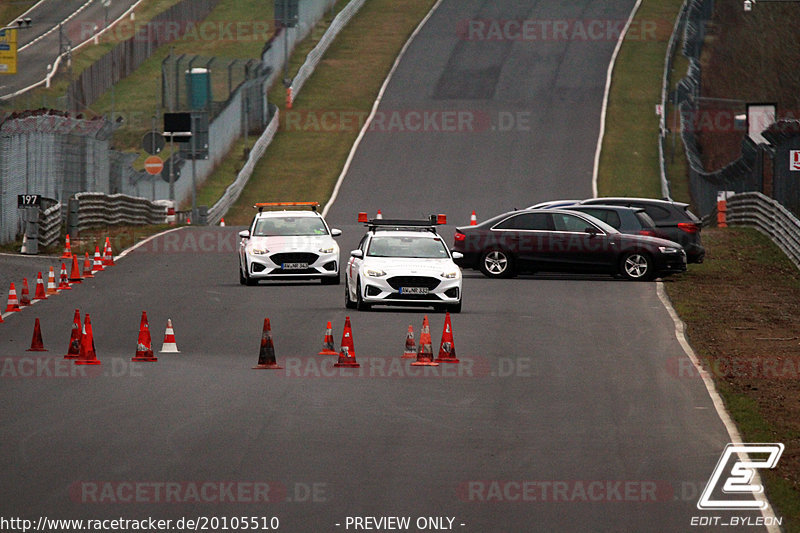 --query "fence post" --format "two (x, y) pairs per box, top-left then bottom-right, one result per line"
(68, 197), (80, 237)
